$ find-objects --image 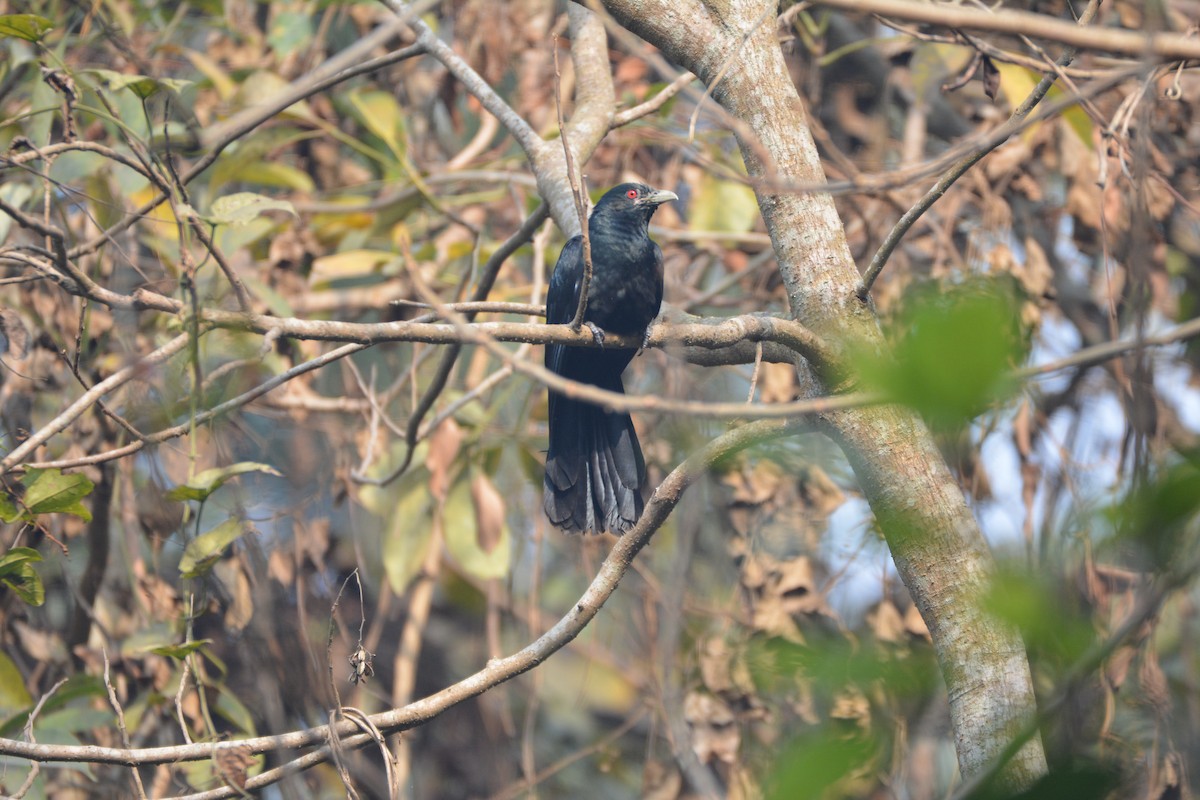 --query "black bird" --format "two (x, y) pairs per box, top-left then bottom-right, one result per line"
(543, 183), (677, 535)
